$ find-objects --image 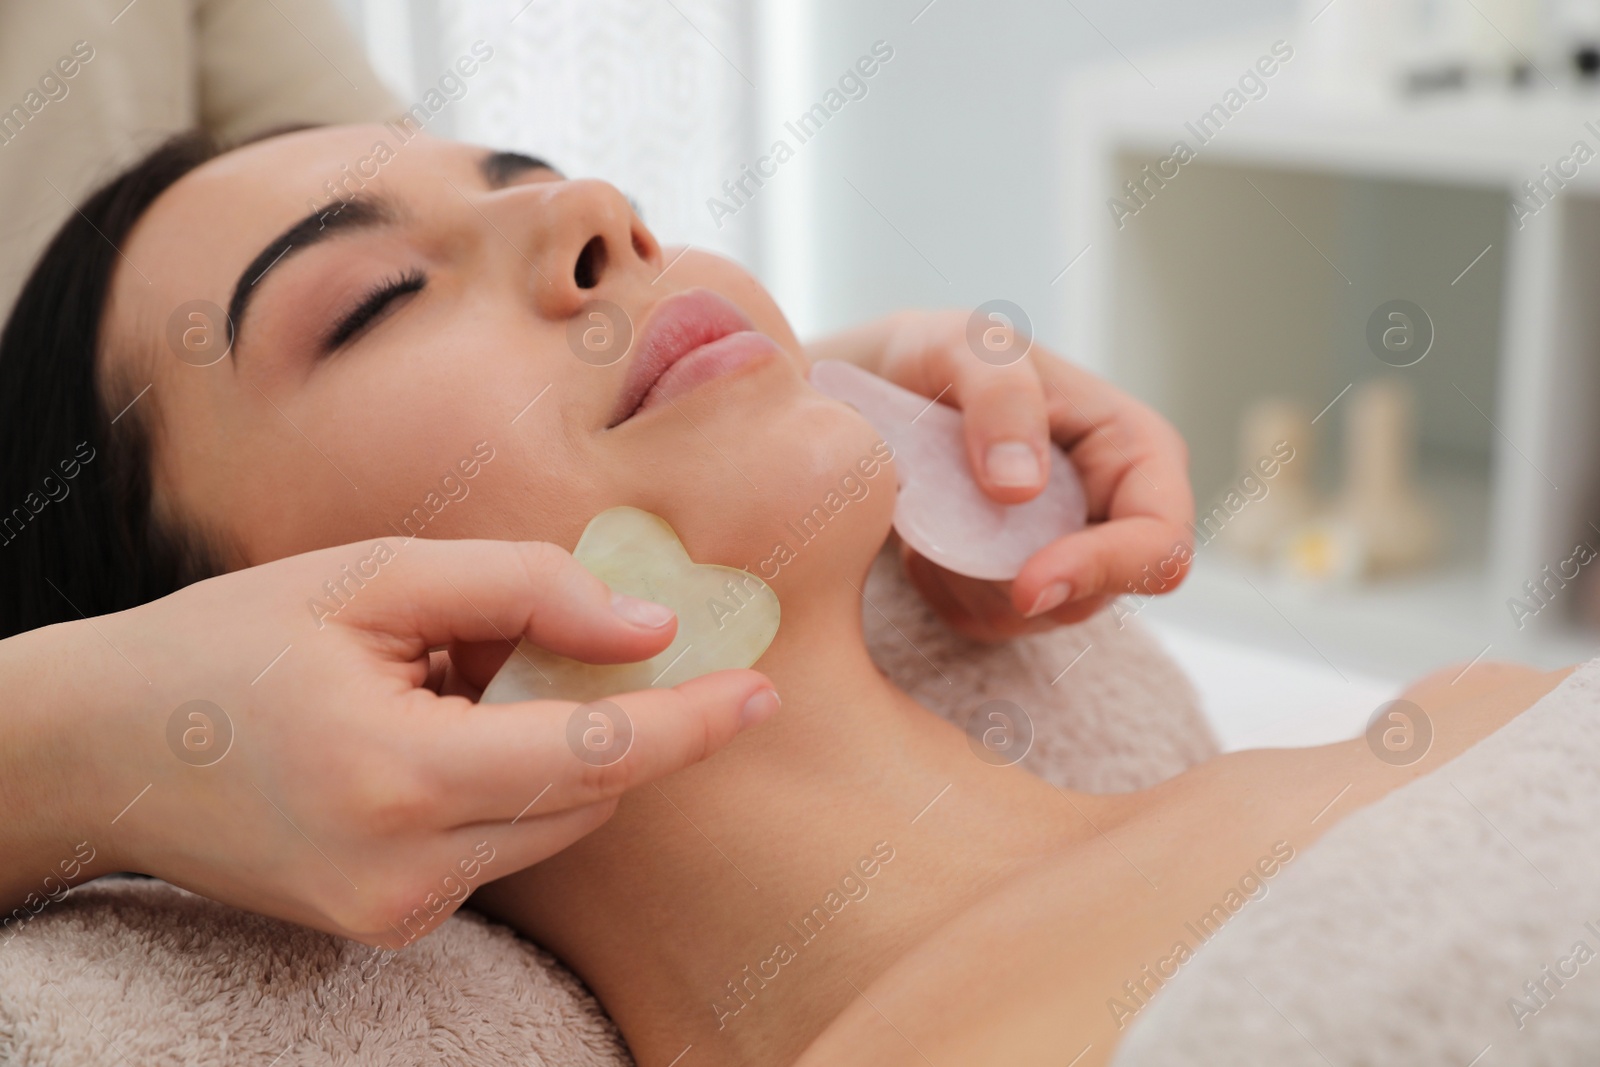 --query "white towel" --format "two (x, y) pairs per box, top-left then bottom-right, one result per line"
(1115, 658), (1600, 1066)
